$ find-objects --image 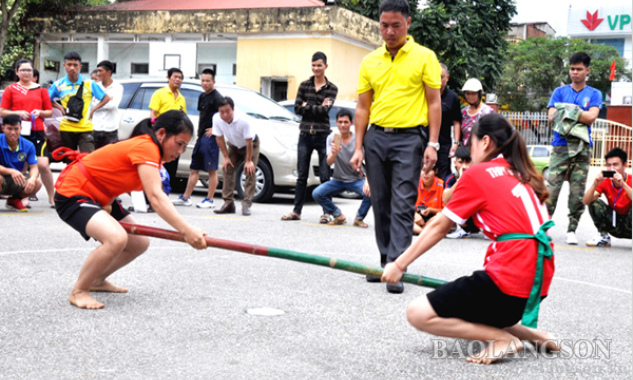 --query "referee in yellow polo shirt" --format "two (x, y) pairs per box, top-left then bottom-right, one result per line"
(149, 68), (187, 118)
(350, 0), (442, 294)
